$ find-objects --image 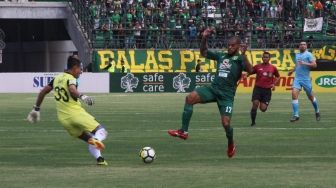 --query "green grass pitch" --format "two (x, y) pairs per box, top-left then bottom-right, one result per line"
(0, 93), (335, 188)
